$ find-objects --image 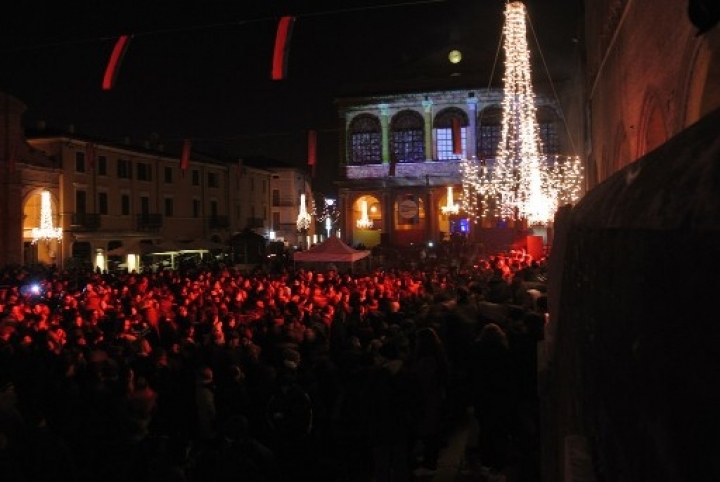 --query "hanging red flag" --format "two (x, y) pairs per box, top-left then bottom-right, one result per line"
(307, 129), (317, 178)
(85, 143), (96, 171)
(102, 35), (131, 90)
(452, 117), (462, 155)
(271, 16), (296, 80)
(180, 139), (191, 176)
